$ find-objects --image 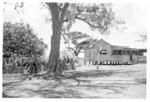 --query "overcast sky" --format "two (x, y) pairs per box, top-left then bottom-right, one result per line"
(3, 2), (147, 56)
